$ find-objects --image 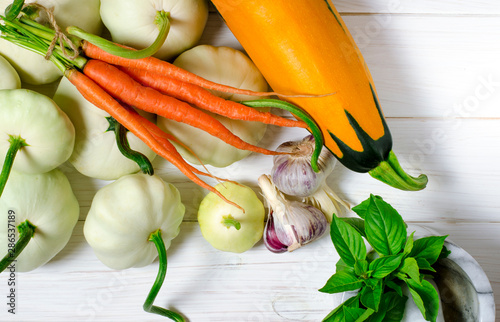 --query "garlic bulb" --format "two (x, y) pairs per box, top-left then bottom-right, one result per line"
(271, 135), (350, 220)
(271, 135), (336, 197)
(258, 174), (328, 253)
